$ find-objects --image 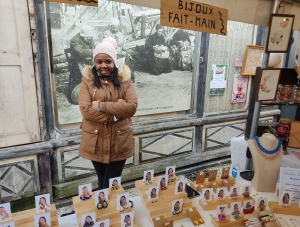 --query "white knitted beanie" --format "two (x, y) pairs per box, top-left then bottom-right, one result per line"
(93, 37), (118, 64)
